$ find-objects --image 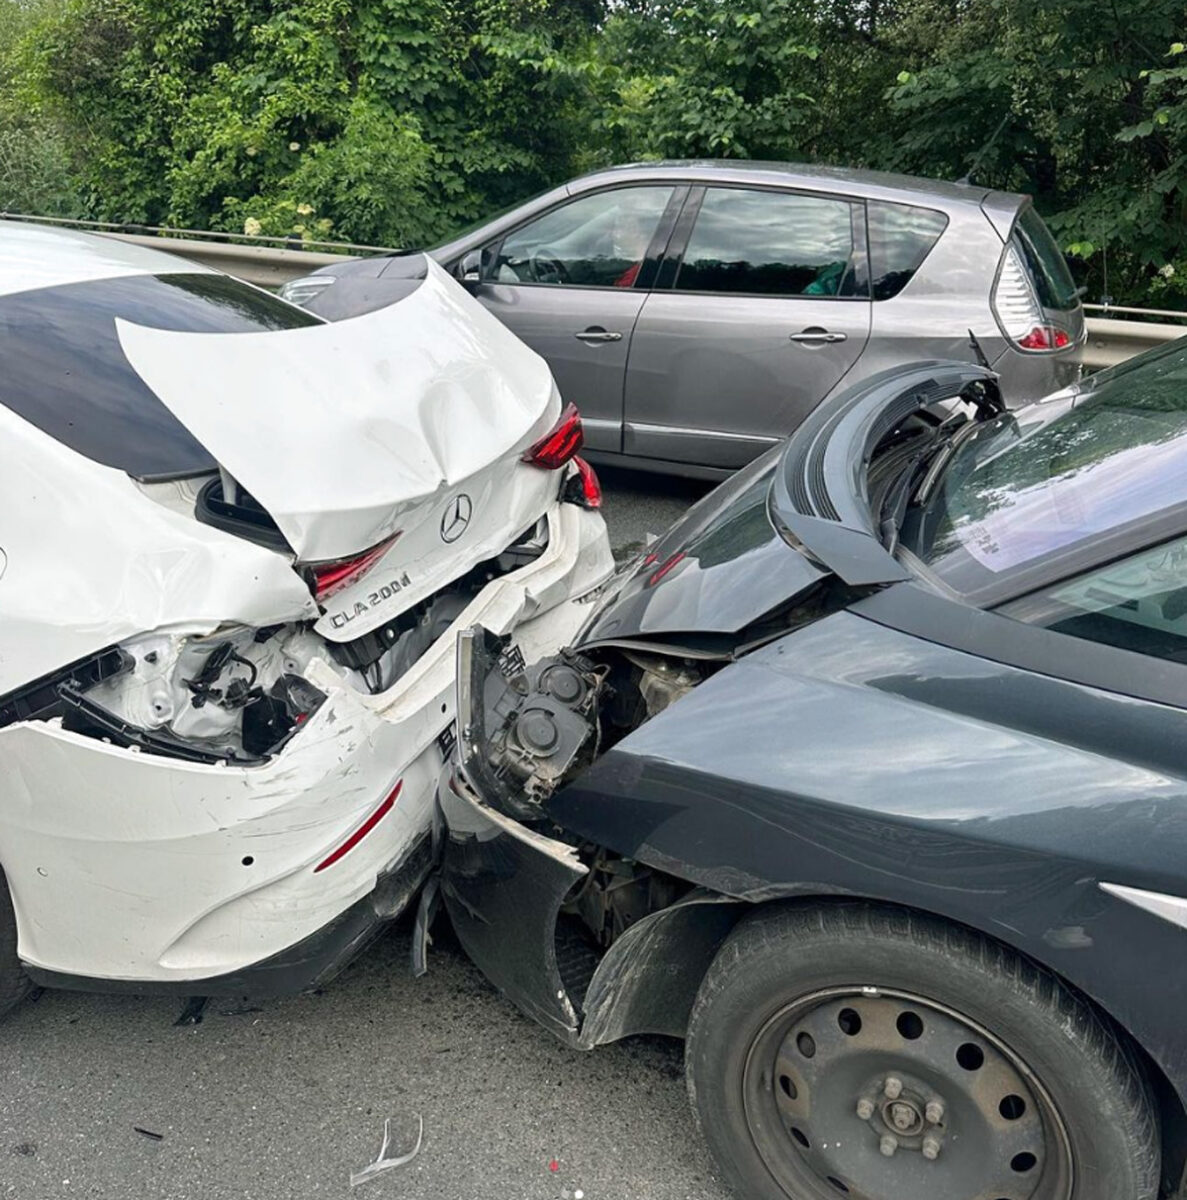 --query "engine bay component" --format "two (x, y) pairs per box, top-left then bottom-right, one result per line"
(457, 626), (606, 820)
